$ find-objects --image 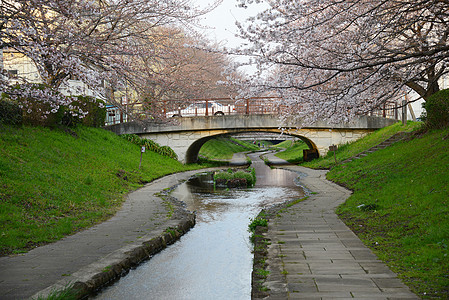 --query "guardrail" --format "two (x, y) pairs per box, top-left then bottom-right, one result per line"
(369, 101), (400, 119)
(160, 97), (283, 117)
(105, 97), (401, 126)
